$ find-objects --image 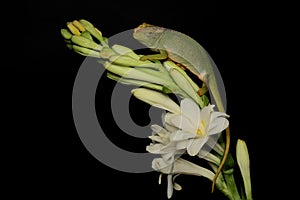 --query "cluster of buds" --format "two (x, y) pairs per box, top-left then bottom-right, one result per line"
(60, 19), (209, 107)
(61, 19), (108, 57)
